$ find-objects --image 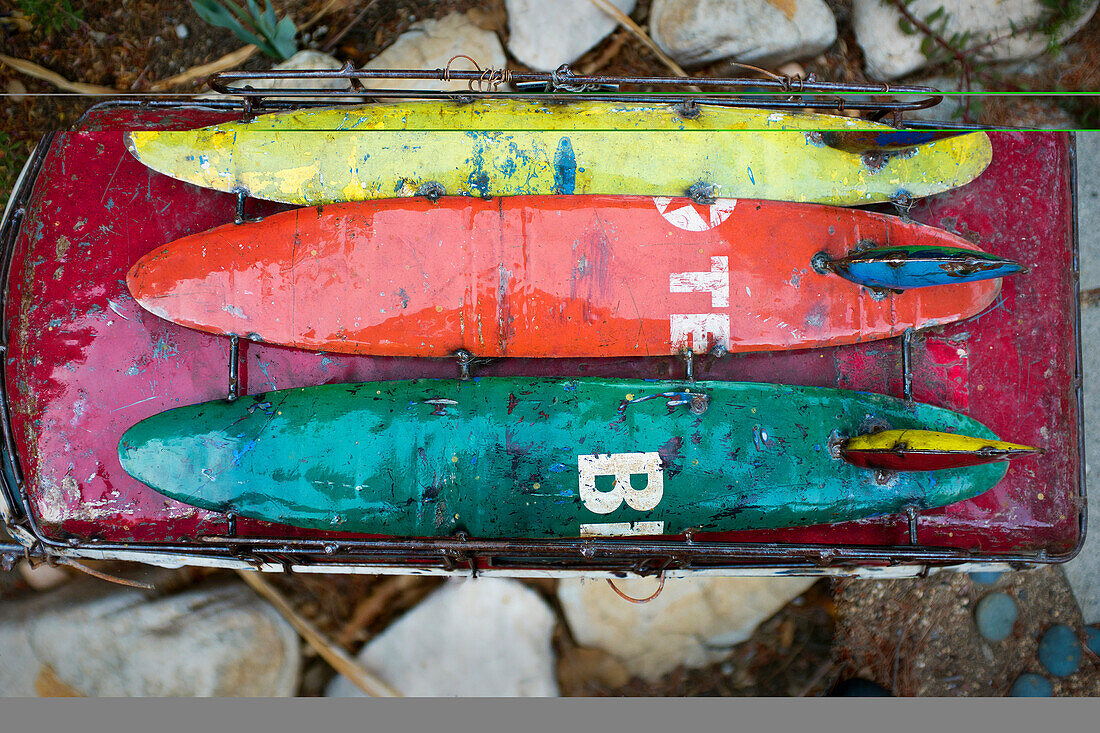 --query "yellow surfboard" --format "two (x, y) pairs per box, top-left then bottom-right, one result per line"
(126, 100), (992, 206)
